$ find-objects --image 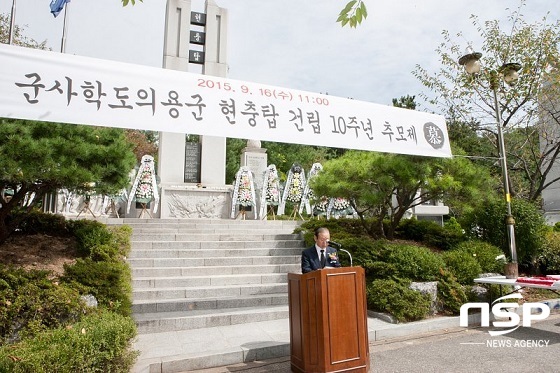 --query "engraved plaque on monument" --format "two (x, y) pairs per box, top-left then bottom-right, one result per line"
(244, 153), (267, 189)
(184, 142), (201, 183)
